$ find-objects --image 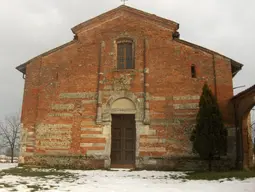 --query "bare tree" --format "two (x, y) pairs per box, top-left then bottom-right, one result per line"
(0, 114), (20, 163)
